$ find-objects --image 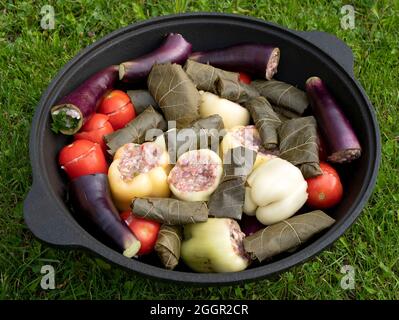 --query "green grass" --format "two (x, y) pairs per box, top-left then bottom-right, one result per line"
(0, 0), (398, 300)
